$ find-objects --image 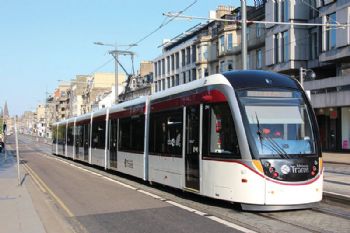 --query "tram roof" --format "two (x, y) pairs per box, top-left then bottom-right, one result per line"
(223, 70), (300, 90)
